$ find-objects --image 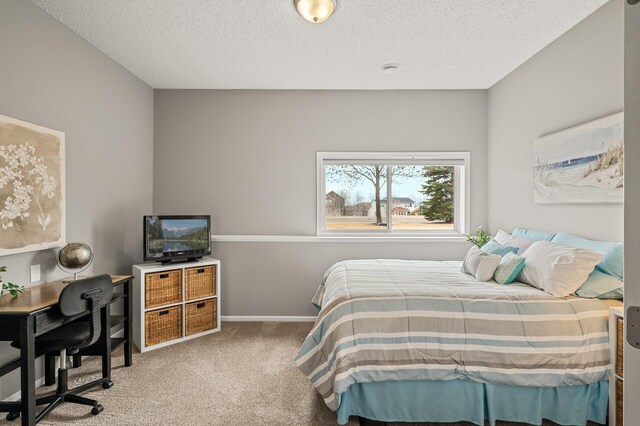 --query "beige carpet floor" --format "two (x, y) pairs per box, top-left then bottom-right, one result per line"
(0, 322), (597, 426)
